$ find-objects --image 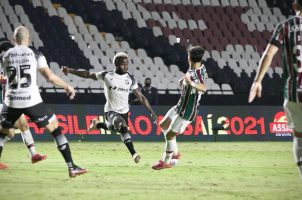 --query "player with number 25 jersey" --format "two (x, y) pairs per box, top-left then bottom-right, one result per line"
(2, 45), (44, 108)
